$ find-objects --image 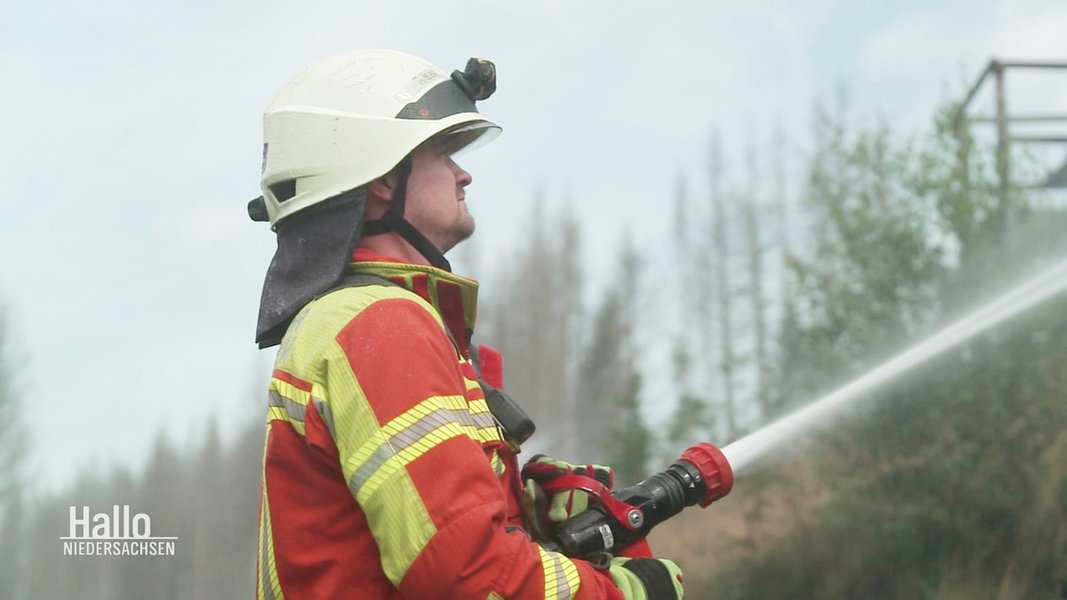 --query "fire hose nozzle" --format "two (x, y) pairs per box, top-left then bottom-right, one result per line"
(679, 442), (734, 507)
(544, 442), (734, 559)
